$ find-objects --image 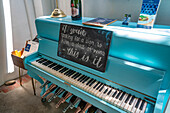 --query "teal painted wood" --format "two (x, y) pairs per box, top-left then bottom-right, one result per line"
(35, 16), (170, 90)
